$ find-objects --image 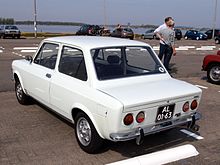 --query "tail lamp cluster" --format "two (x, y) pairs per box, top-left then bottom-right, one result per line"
(123, 111), (145, 126)
(123, 100), (198, 126)
(182, 100), (198, 112)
